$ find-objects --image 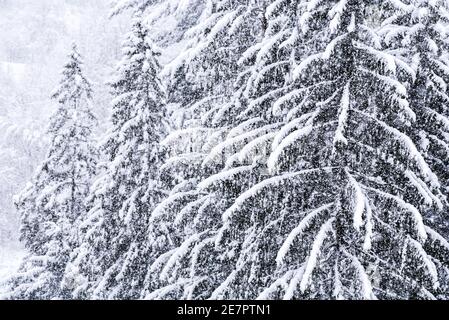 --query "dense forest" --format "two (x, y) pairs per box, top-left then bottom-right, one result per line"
(1, 0), (449, 300)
